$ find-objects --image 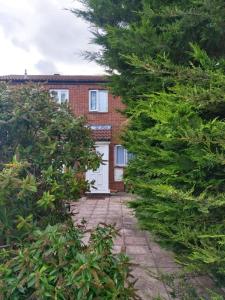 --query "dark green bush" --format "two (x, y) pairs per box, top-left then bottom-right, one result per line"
(0, 83), (99, 171)
(0, 159), (86, 244)
(75, 0), (225, 290)
(0, 222), (137, 300)
(125, 55), (225, 281)
(0, 83), (100, 244)
(0, 160), (37, 244)
(0, 83), (136, 300)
